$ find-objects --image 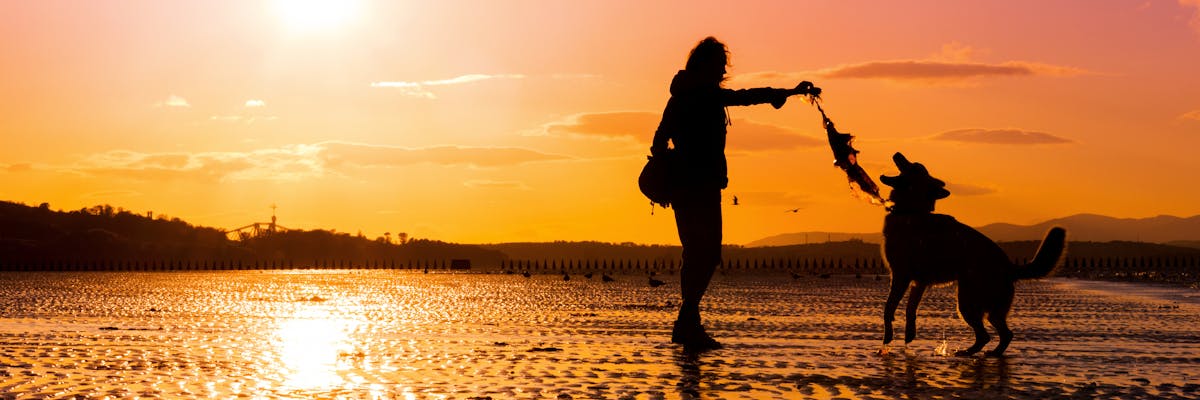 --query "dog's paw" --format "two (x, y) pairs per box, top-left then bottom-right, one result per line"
(984, 350), (1007, 358)
(954, 349), (980, 357)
